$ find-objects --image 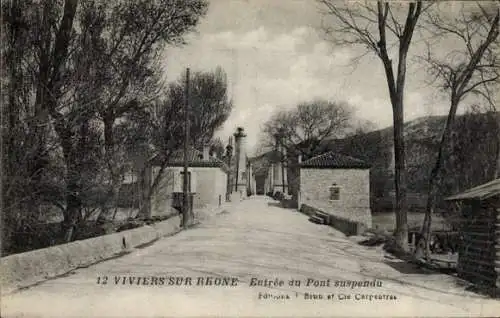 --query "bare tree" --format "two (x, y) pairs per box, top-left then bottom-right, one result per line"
(417, 2), (499, 259)
(262, 99), (353, 157)
(167, 67), (233, 150)
(318, 0), (425, 251)
(261, 99), (353, 203)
